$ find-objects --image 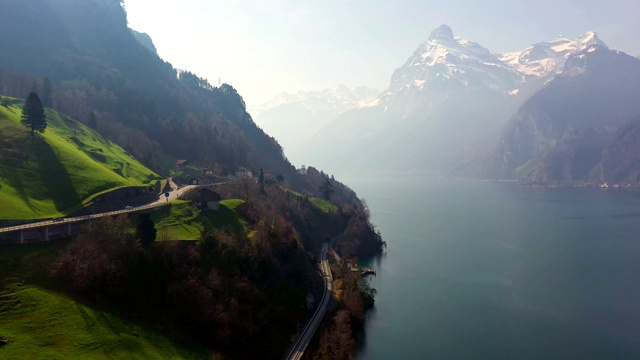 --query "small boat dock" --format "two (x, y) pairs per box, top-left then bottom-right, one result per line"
(348, 262), (376, 276)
